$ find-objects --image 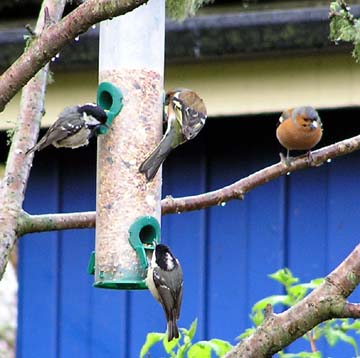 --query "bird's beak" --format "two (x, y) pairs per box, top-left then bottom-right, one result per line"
(310, 120), (319, 129)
